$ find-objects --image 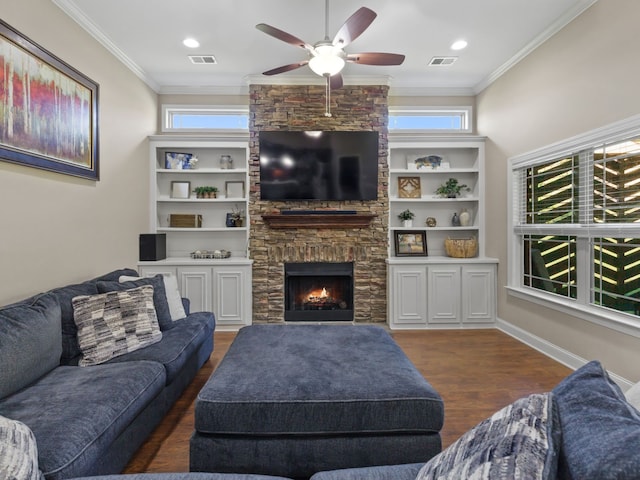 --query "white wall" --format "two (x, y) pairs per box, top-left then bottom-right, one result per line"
(477, 0), (640, 381)
(0, 0), (158, 304)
